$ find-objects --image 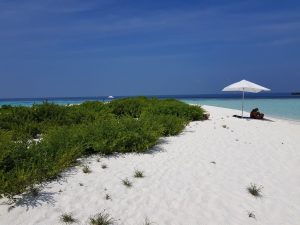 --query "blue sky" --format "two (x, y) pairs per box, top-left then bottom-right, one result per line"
(0, 0), (300, 98)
